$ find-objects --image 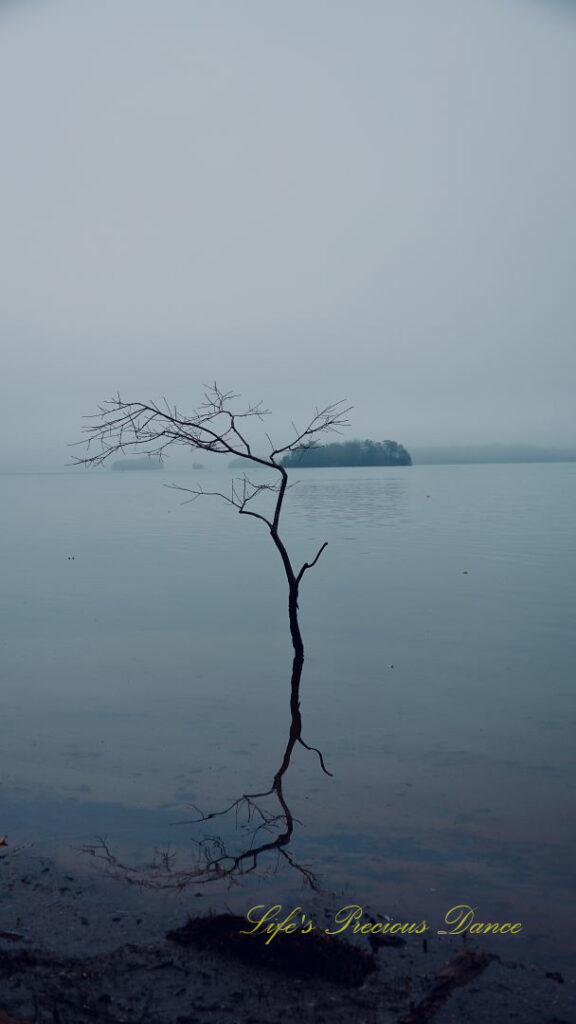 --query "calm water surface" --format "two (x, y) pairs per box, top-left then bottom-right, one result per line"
(1, 463), (575, 965)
